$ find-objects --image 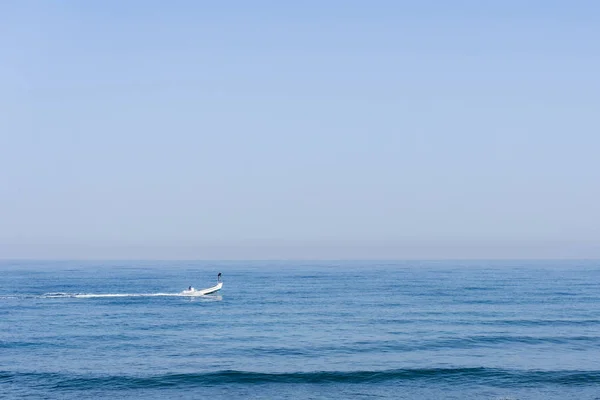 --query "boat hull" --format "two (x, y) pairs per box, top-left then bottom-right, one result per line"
(181, 282), (223, 296)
